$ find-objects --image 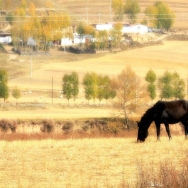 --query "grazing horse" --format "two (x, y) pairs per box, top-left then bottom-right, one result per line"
(137, 100), (188, 142)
